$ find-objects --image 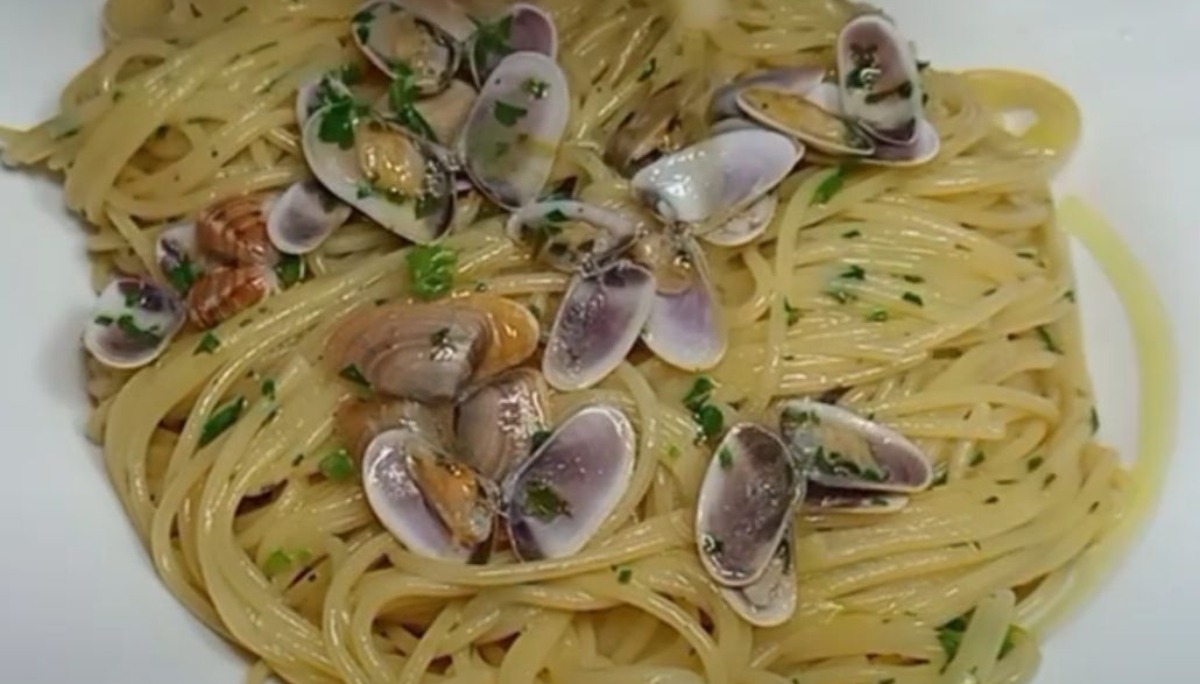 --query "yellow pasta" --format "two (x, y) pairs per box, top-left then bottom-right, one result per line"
(0, 1), (1175, 683)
